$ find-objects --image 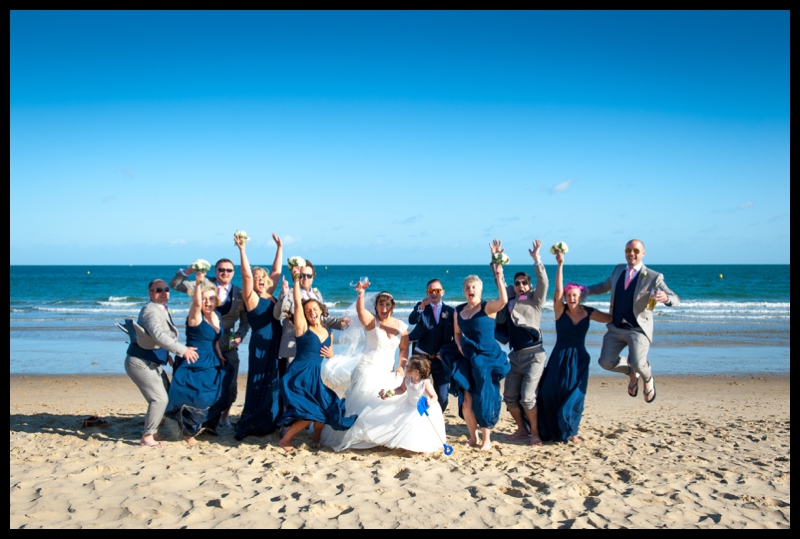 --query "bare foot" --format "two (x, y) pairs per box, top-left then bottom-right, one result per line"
(185, 436), (198, 446)
(529, 434), (543, 447)
(463, 439), (479, 447)
(507, 430), (531, 441)
(140, 434), (163, 448)
(569, 435), (583, 444)
(278, 441), (294, 452)
(479, 441), (492, 451)
(153, 432), (166, 442)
